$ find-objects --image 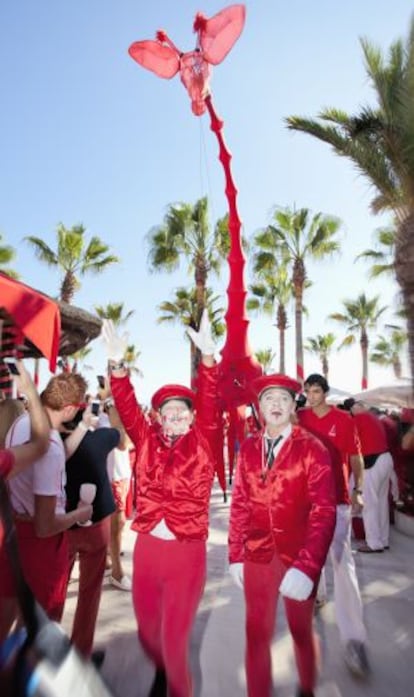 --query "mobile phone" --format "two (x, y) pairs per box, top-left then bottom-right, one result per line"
(91, 400), (100, 416)
(97, 375), (105, 389)
(4, 358), (20, 376)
